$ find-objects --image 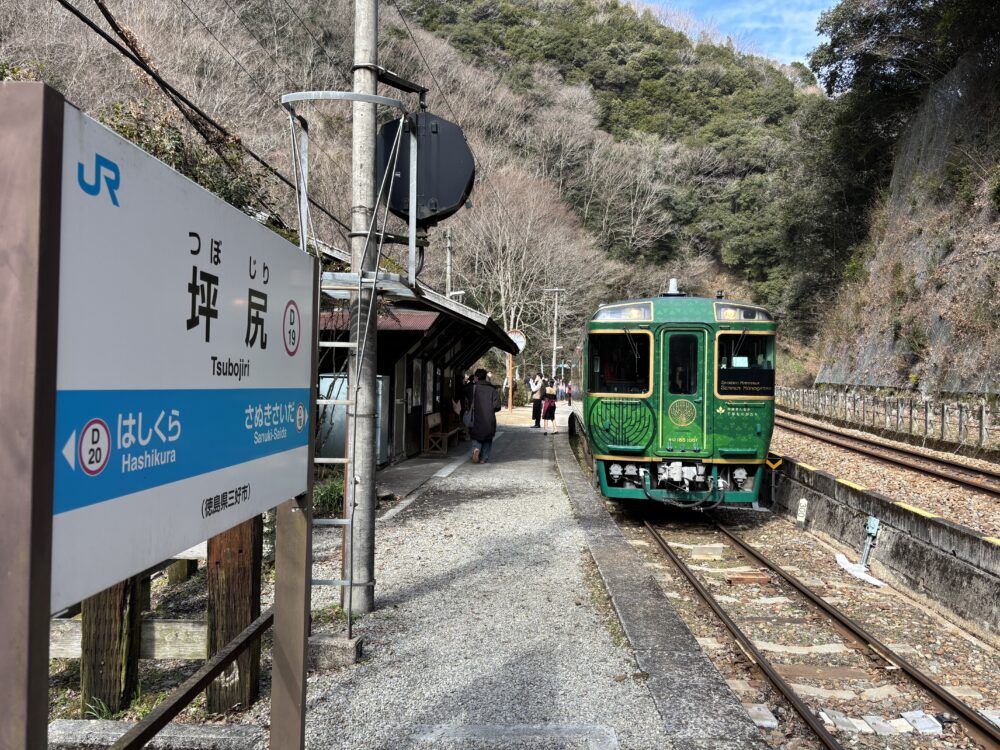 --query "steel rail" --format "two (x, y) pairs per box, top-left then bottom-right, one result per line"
(777, 411), (1000, 482)
(716, 524), (1000, 749)
(775, 416), (1000, 498)
(642, 521), (846, 750)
